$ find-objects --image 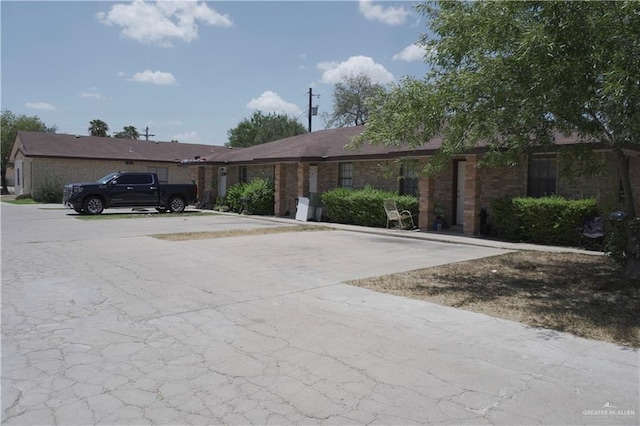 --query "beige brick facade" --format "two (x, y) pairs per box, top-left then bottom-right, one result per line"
(14, 154), (197, 199)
